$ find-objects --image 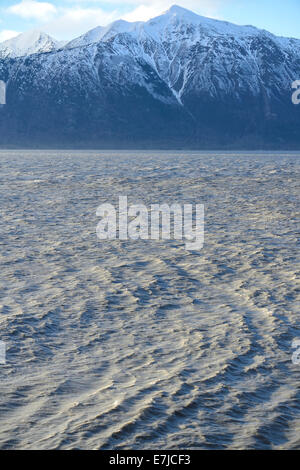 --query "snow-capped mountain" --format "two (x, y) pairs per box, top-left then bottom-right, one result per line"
(65, 19), (143, 49)
(0, 5), (299, 148)
(0, 30), (63, 59)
